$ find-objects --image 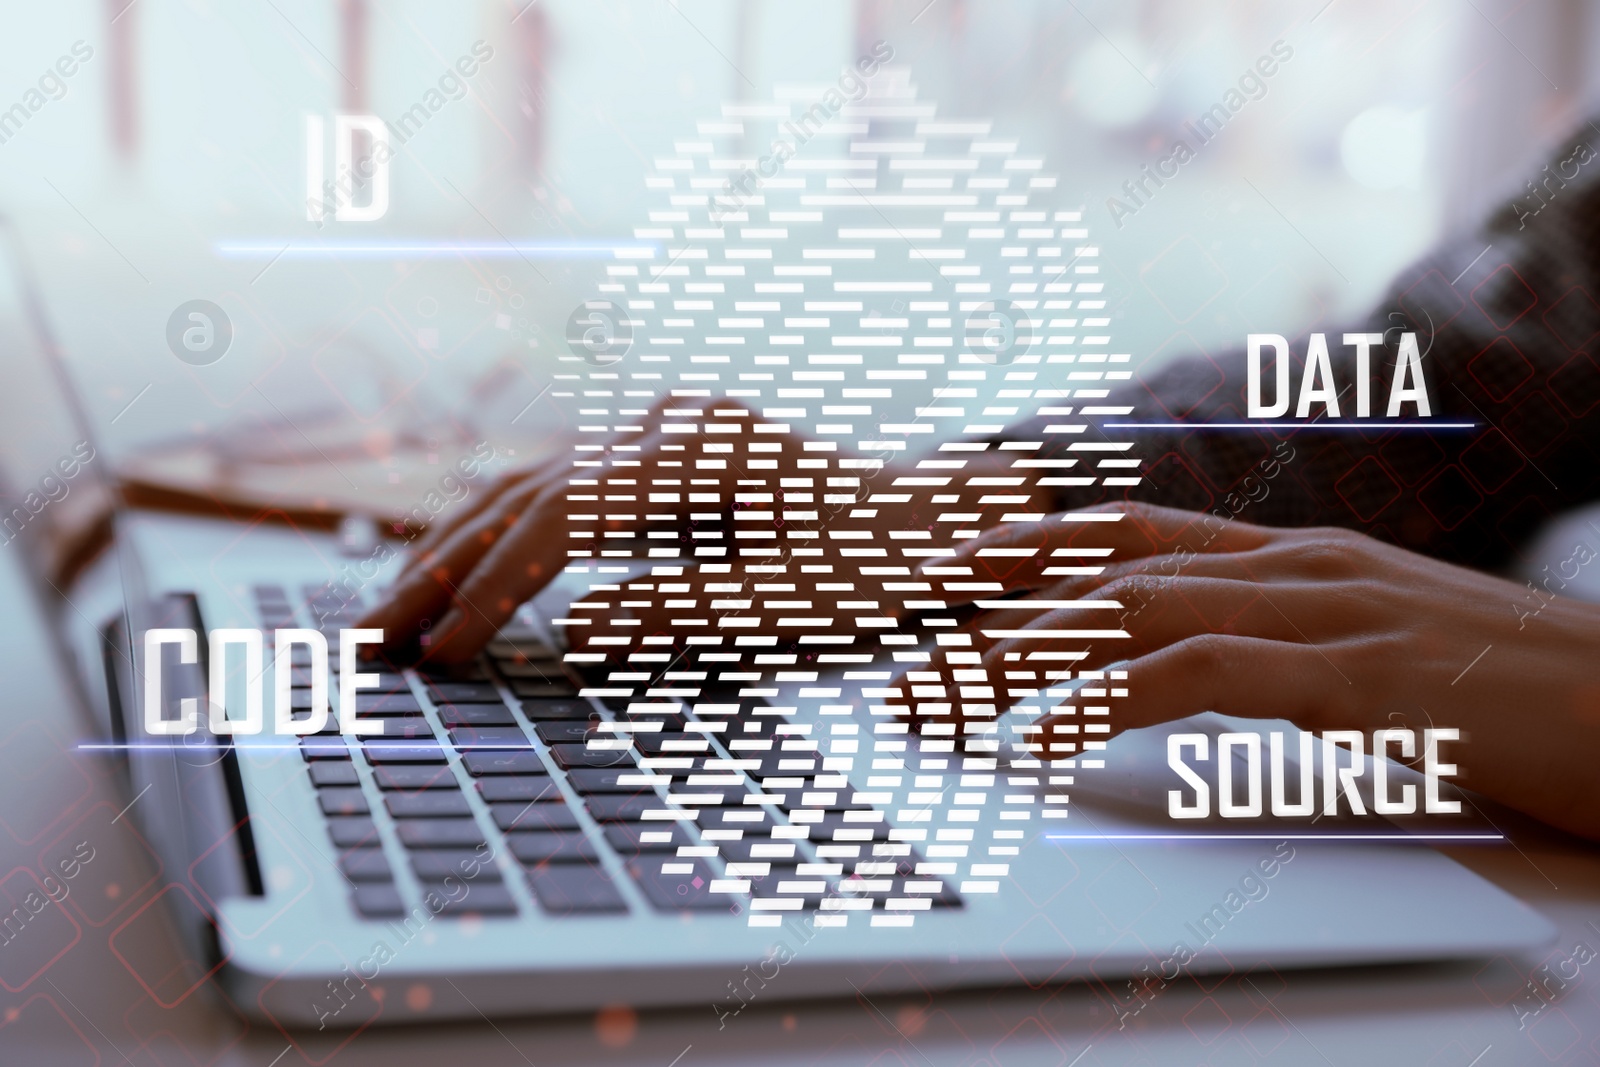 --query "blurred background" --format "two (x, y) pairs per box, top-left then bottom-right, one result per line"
(2, 0), (1596, 490)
